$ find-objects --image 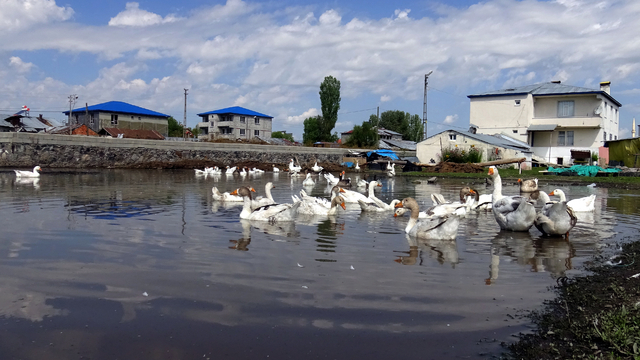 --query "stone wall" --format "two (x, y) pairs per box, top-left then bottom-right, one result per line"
(0, 133), (352, 169)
